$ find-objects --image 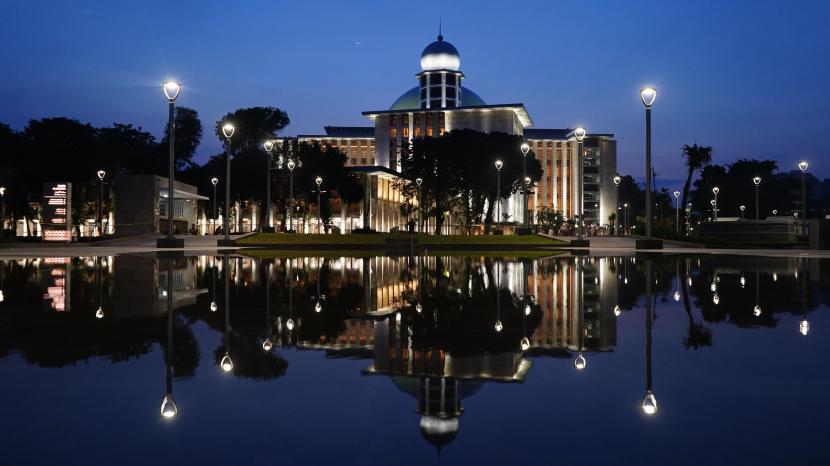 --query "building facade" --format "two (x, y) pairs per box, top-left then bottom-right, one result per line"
(298, 32), (618, 231)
